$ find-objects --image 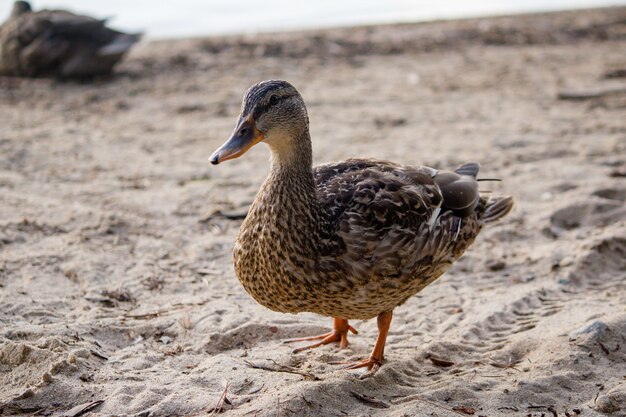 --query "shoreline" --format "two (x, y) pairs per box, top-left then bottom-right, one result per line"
(147, 7), (626, 48)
